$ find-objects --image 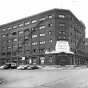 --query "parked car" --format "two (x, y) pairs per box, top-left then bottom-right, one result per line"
(27, 66), (32, 70)
(0, 64), (11, 69)
(17, 65), (28, 70)
(0, 63), (17, 69)
(27, 65), (43, 70)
